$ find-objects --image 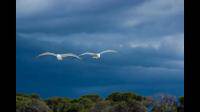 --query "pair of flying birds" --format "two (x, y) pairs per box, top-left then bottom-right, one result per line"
(37, 50), (117, 61)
